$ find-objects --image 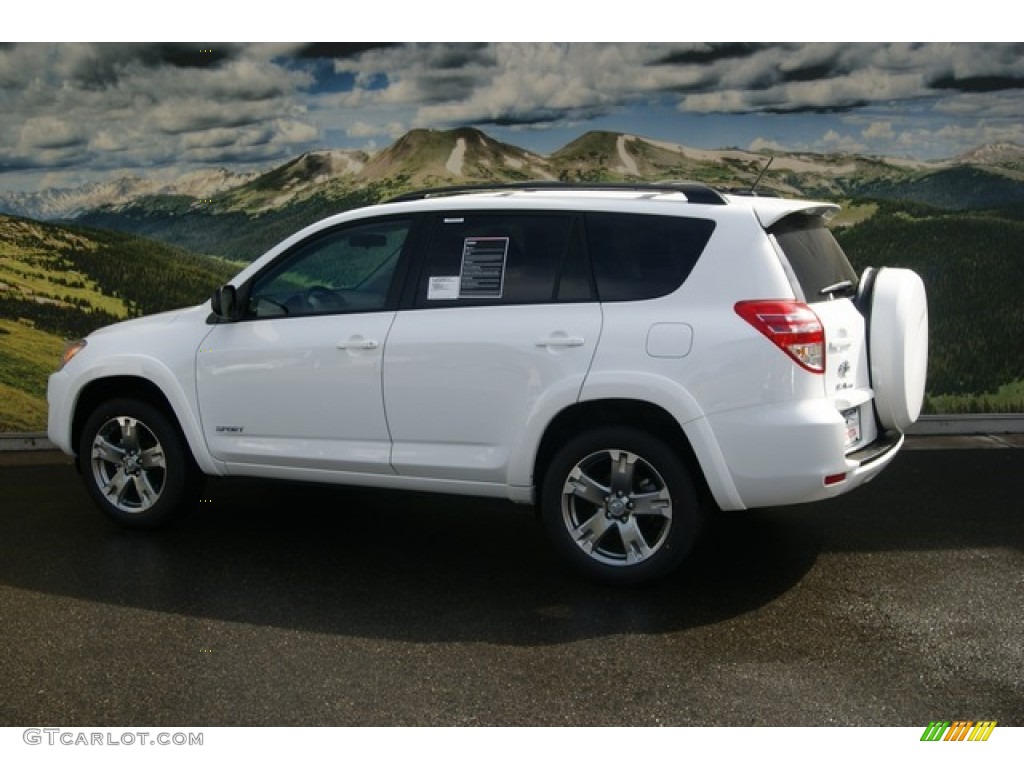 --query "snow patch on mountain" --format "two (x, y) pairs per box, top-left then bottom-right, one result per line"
(615, 135), (639, 176)
(446, 138), (467, 176)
